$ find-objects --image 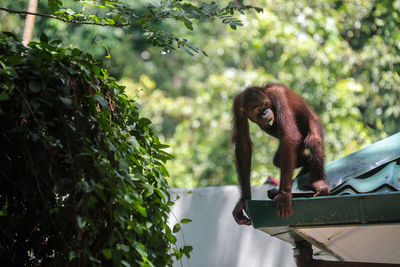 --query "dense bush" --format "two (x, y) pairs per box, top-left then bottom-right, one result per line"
(0, 32), (190, 266)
